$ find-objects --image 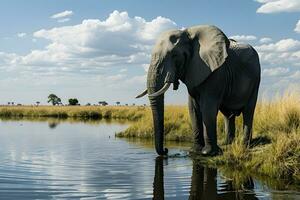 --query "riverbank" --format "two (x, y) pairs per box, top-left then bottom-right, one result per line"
(0, 94), (299, 182)
(0, 105), (146, 120)
(117, 94), (300, 182)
